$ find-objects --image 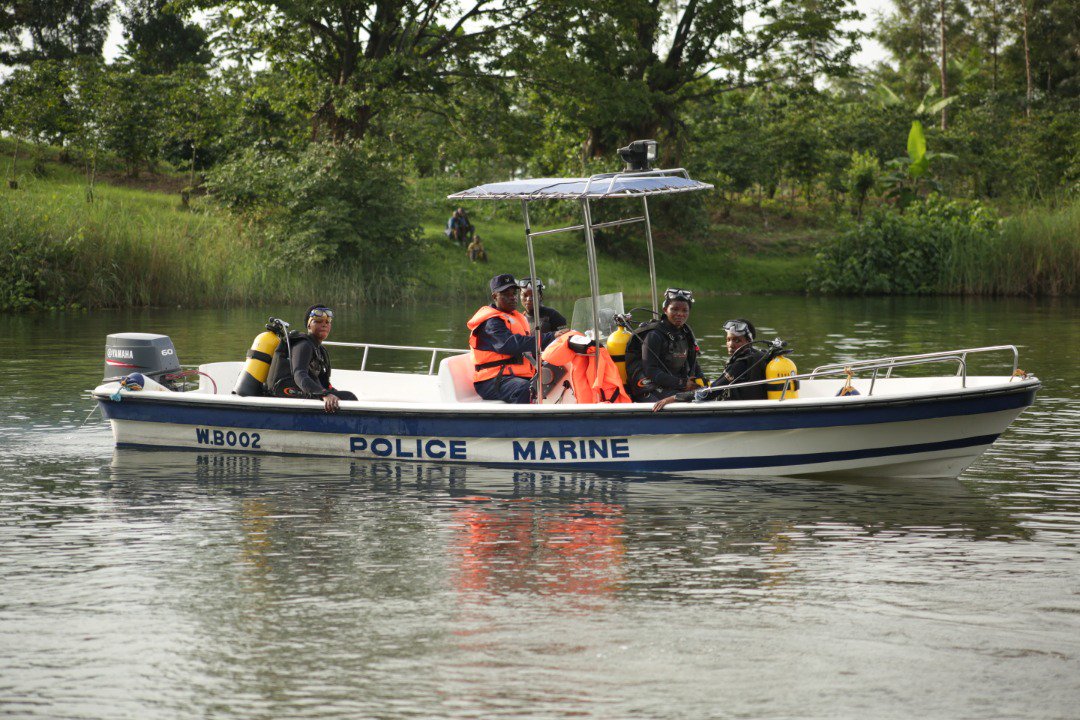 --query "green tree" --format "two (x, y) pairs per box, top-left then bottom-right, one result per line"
(846, 150), (880, 218)
(505, 0), (862, 167)
(165, 66), (225, 200)
(0, 0), (112, 65)
(876, 0), (971, 104)
(100, 65), (169, 176)
(205, 142), (421, 275)
(62, 57), (109, 200)
(119, 0), (211, 74)
(0, 60), (68, 186)
(184, 0), (532, 142)
(0, 72), (35, 187)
